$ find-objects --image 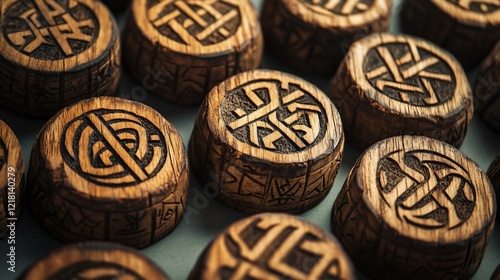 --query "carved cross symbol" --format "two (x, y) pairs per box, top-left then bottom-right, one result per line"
(365, 41), (452, 105)
(6, 0), (95, 57)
